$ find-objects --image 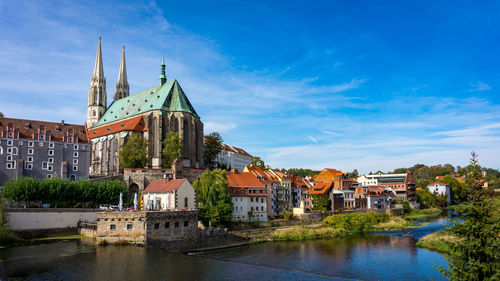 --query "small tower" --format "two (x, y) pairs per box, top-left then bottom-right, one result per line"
(114, 45), (129, 101)
(159, 55), (166, 86)
(87, 36), (107, 127)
